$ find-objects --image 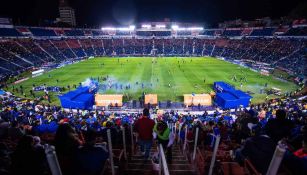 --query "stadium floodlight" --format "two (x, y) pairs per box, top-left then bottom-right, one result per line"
(156, 24), (166, 28)
(129, 25), (135, 30)
(142, 24), (151, 28)
(171, 25), (179, 30)
(117, 27), (130, 31)
(177, 28), (187, 31)
(101, 27), (116, 31)
(188, 27), (204, 30)
(101, 26), (135, 31)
